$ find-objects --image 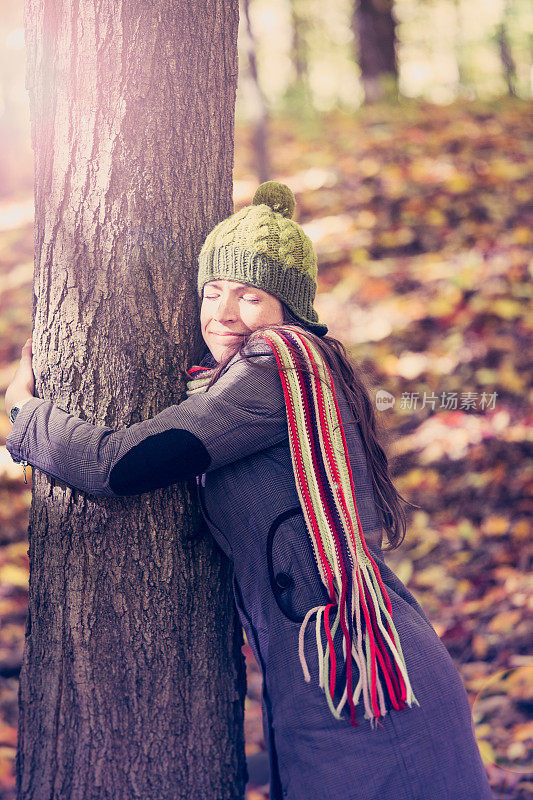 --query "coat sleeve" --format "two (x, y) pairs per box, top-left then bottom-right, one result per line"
(5, 343), (288, 498)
